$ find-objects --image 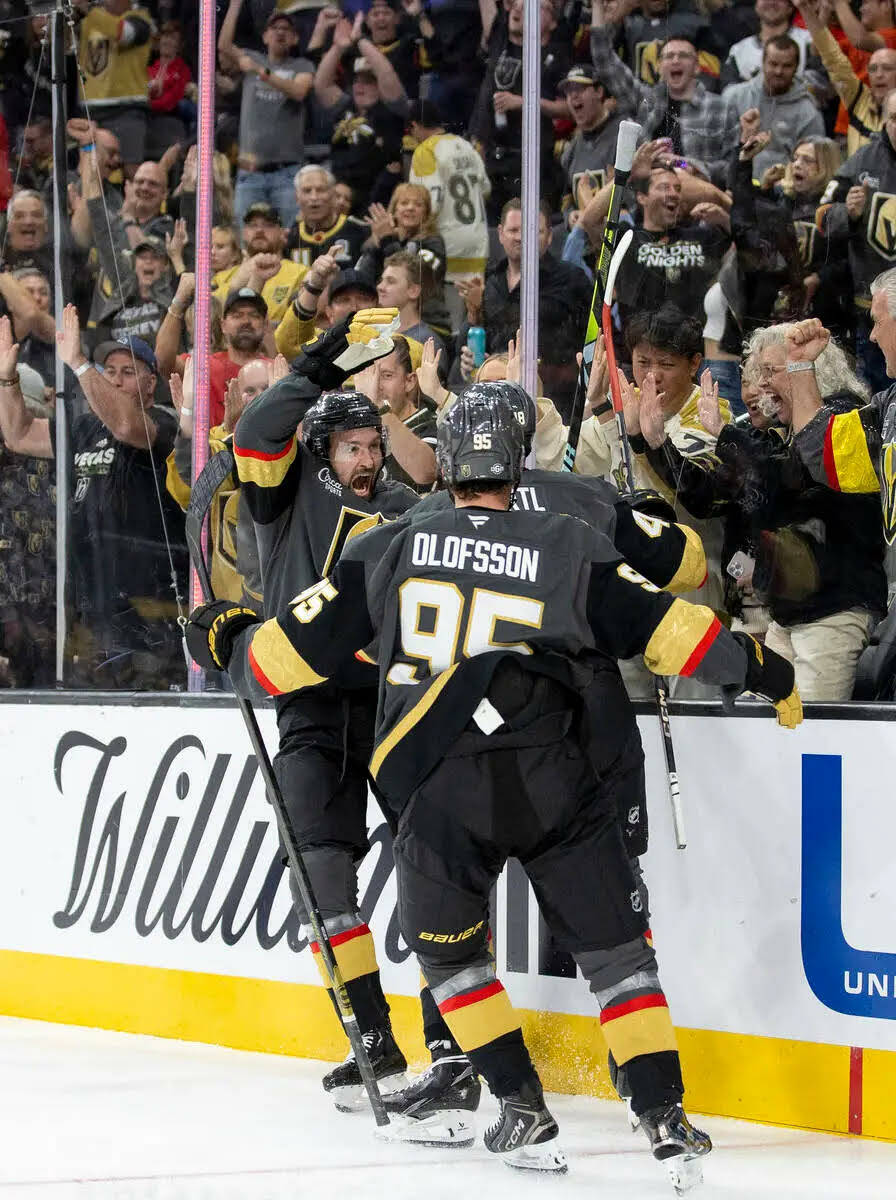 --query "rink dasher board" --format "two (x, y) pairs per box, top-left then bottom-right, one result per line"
(0, 694), (893, 1140)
